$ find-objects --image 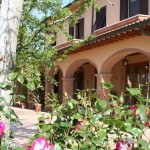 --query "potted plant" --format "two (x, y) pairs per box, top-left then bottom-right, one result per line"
(20, 98), (27, 109)
(15, 94), (27, 109)
(45, 91), (59, 113)
(30, 89), (42, 112)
